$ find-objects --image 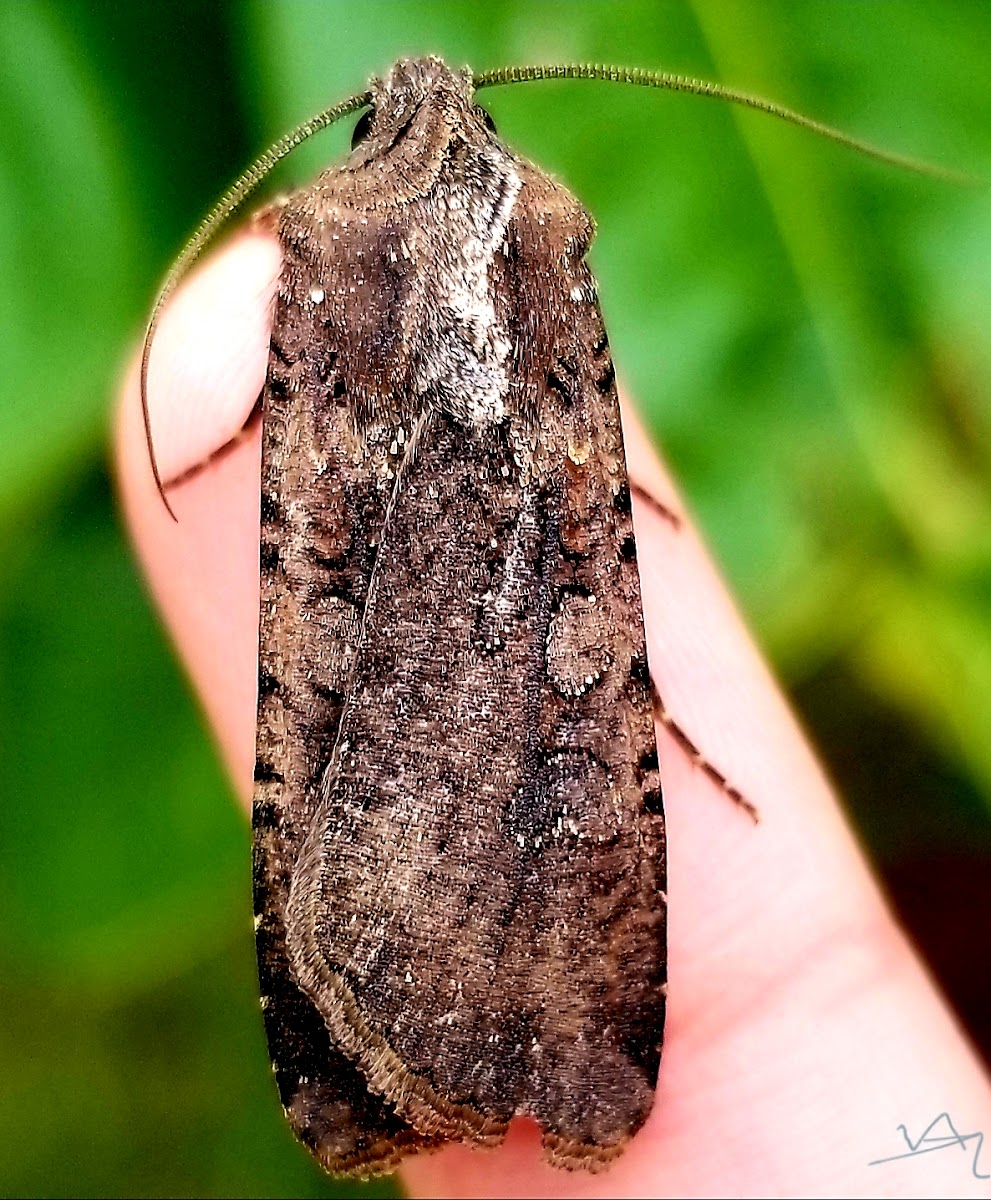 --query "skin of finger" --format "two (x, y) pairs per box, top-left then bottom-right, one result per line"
(117, 237), (991, 1199)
